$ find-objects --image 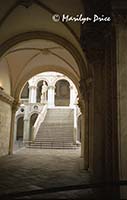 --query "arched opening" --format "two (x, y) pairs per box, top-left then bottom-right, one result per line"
(15, 71), (81, 150)
(21, 82), (29, 104)
(0, 34), (90, 199)
(16, 116), (24, 141)
(55, 79), (70, 106)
